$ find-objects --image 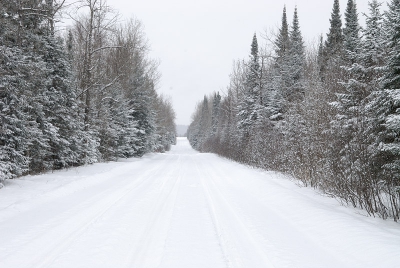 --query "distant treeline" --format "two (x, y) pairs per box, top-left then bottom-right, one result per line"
(188, 0), (400, 221)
